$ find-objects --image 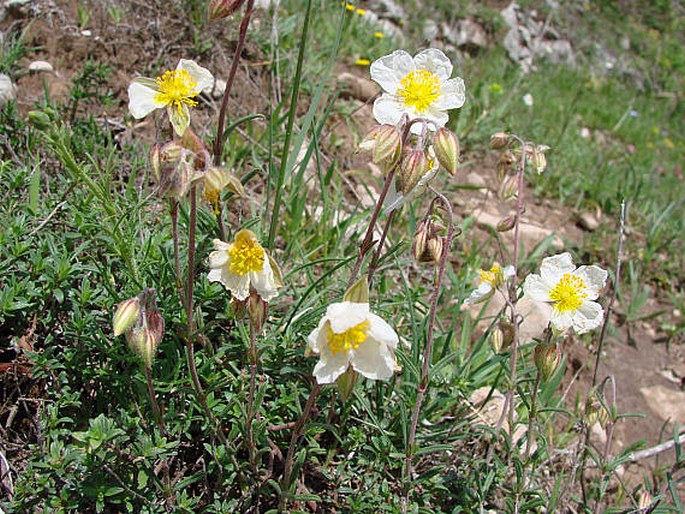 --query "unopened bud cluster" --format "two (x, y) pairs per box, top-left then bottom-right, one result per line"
(359, 122), (460, 198)
(113, 288), (165, 368)
(412, 216), (446, 265)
